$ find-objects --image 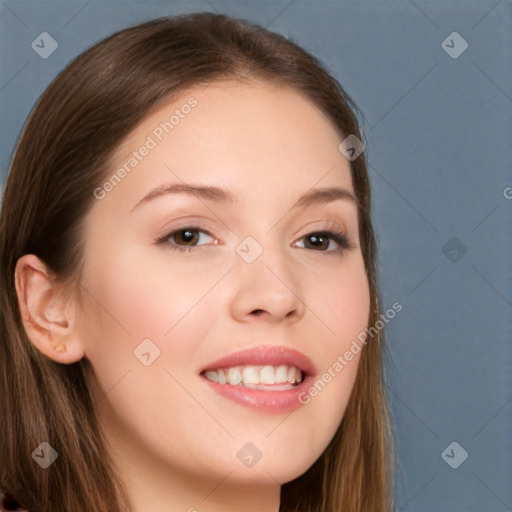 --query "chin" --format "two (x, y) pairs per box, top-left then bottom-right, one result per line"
(229, 447), (322, 485)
